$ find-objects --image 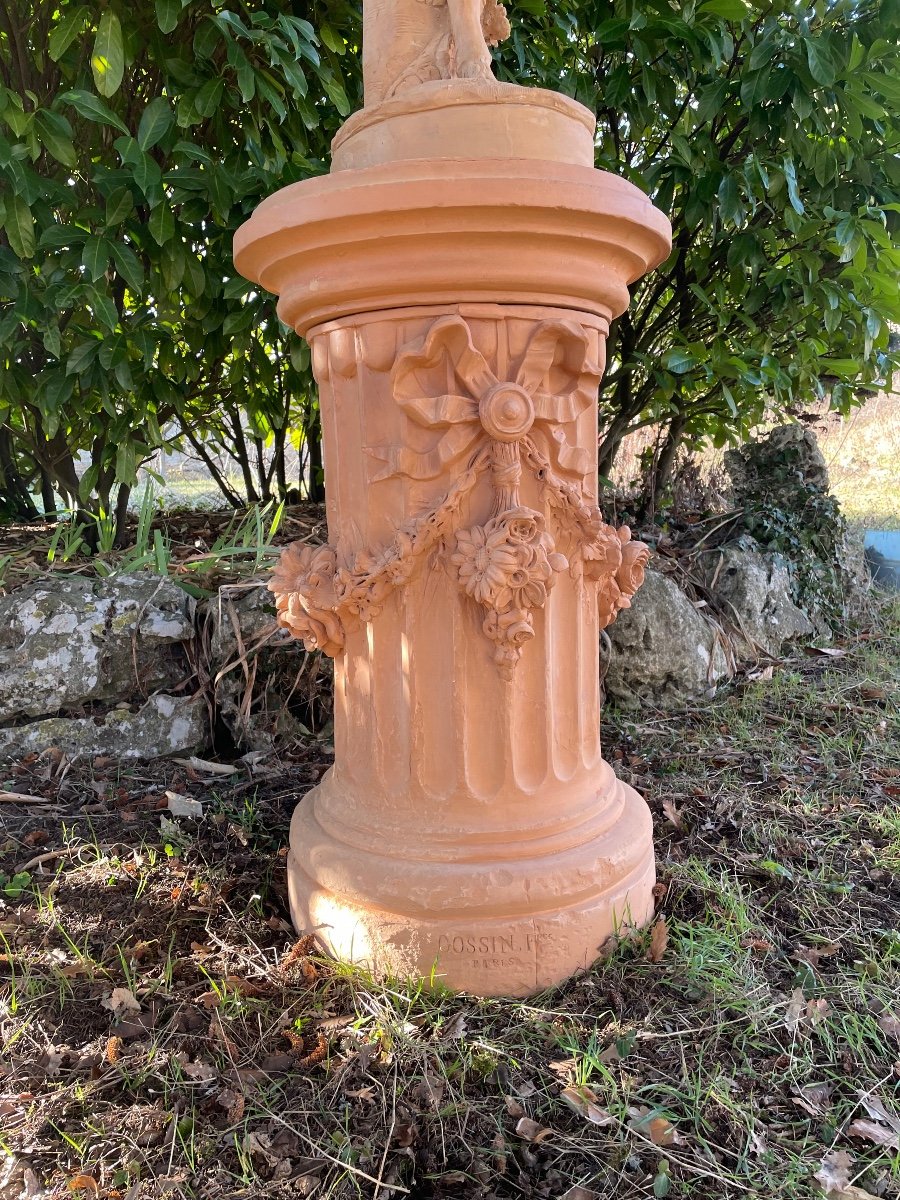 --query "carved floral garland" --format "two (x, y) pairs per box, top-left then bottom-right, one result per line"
(270, 316), (649, 676)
